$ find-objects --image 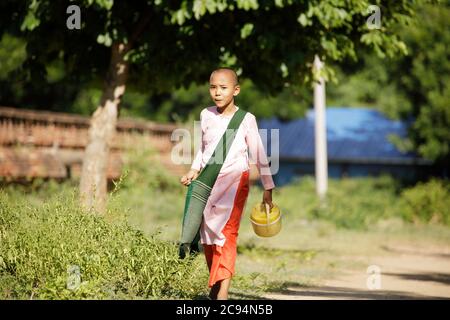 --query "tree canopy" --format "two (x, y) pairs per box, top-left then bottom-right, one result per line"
(1, 0), (417, 96)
